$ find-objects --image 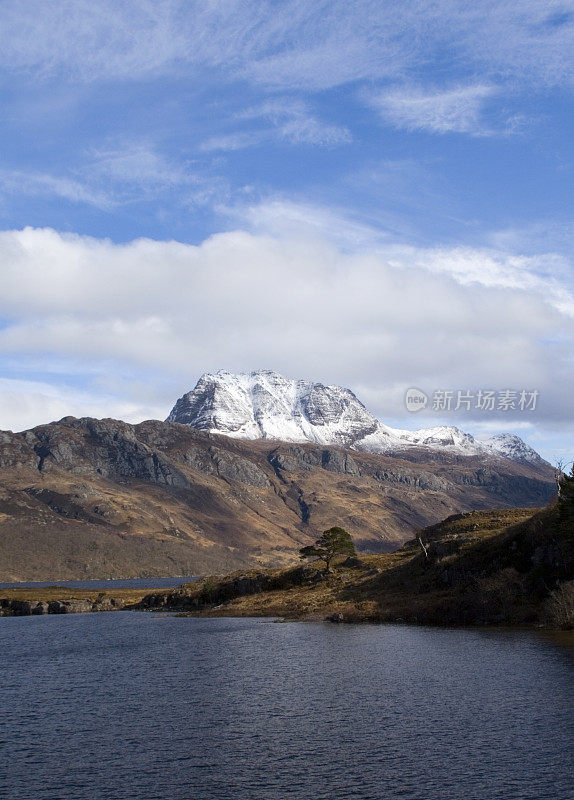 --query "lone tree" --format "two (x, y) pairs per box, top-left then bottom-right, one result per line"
(299, 526), (356, 571)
